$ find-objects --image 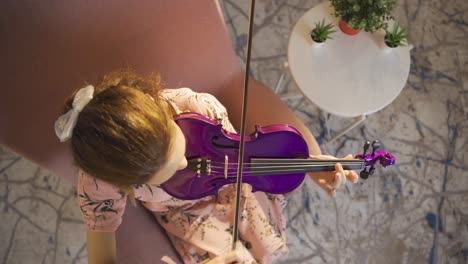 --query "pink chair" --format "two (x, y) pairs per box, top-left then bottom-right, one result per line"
(0, 1), (320, 262)
(0, 1), (239, 262)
